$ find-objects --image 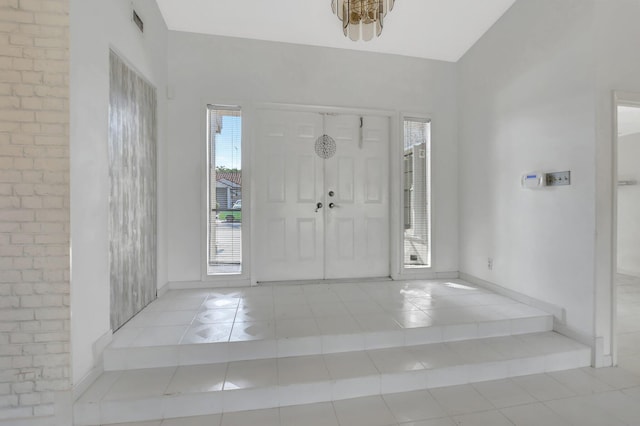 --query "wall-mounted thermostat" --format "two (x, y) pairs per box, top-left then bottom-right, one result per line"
(521, 171), (571, 189)
(521, 172), (546, 189)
